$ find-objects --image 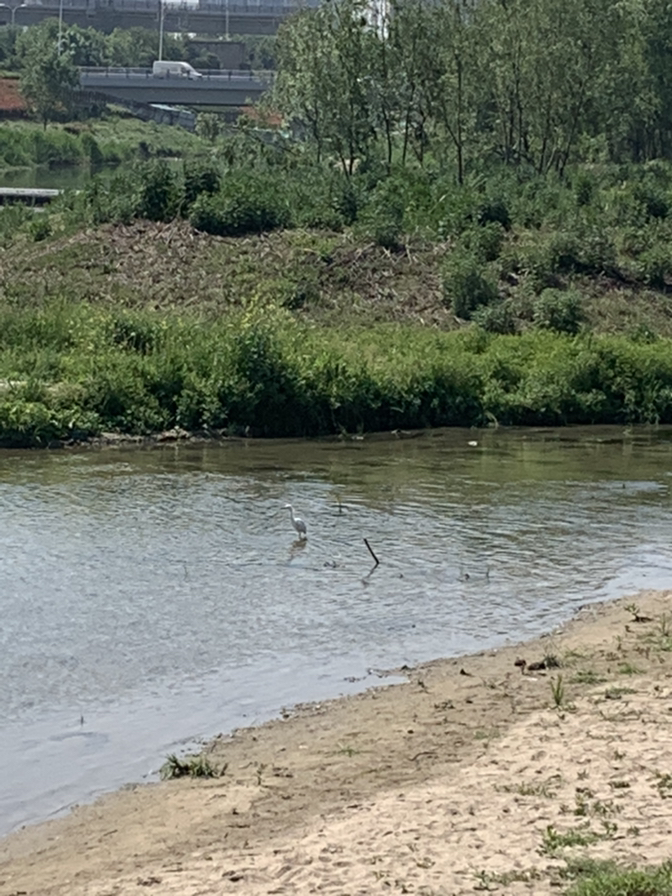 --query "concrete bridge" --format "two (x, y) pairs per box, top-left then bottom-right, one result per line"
(0, 0), (305, 34)
(79, 66), (271, 106)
